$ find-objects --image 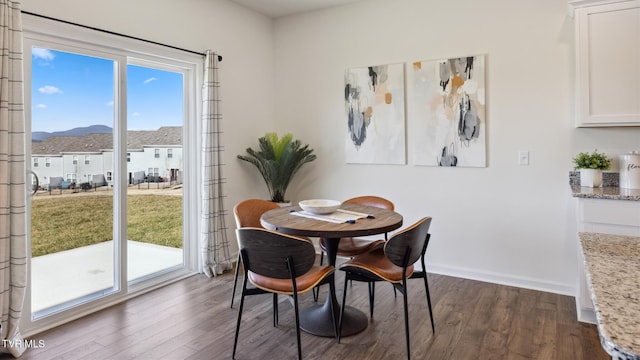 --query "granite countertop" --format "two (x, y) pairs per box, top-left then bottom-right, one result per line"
(571, 185), (640, 201)
(579, 232), (640, 359)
